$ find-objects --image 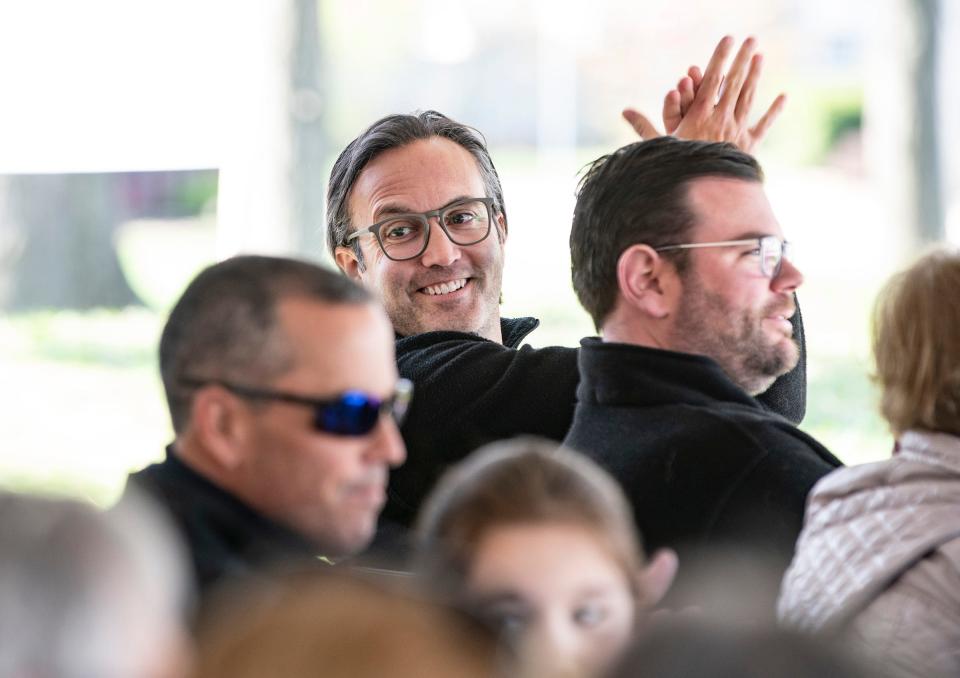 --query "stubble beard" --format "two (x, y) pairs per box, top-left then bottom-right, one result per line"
(388, 268), (504, 339)
(672, 274), (799, 396)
